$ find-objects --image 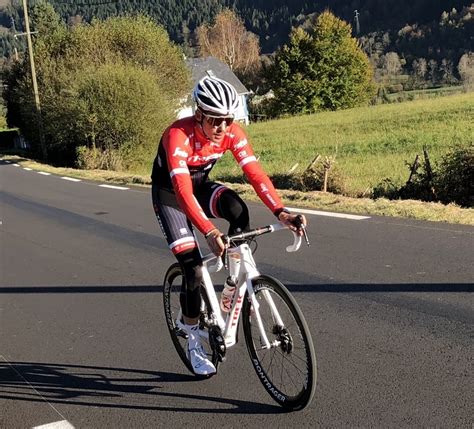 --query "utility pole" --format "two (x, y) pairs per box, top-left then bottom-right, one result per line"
(354, 10), (360, 36)
(10, 17), (19, 61)
(21, 0), (47, 159)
